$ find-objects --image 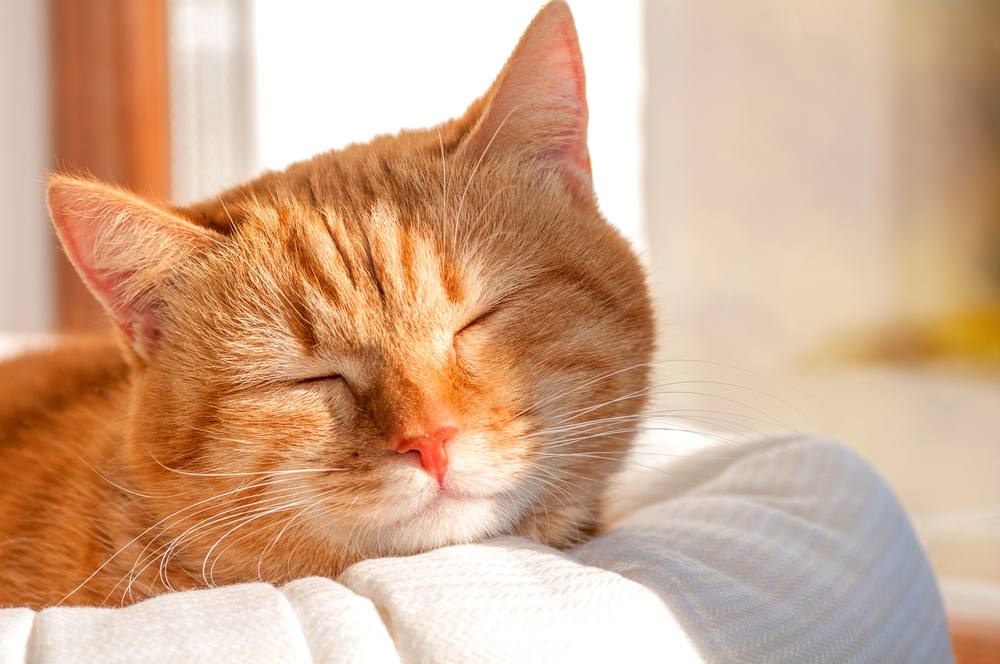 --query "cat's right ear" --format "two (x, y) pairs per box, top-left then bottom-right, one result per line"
(458, 1), (592, 195)
(47, 175), (223, 358)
